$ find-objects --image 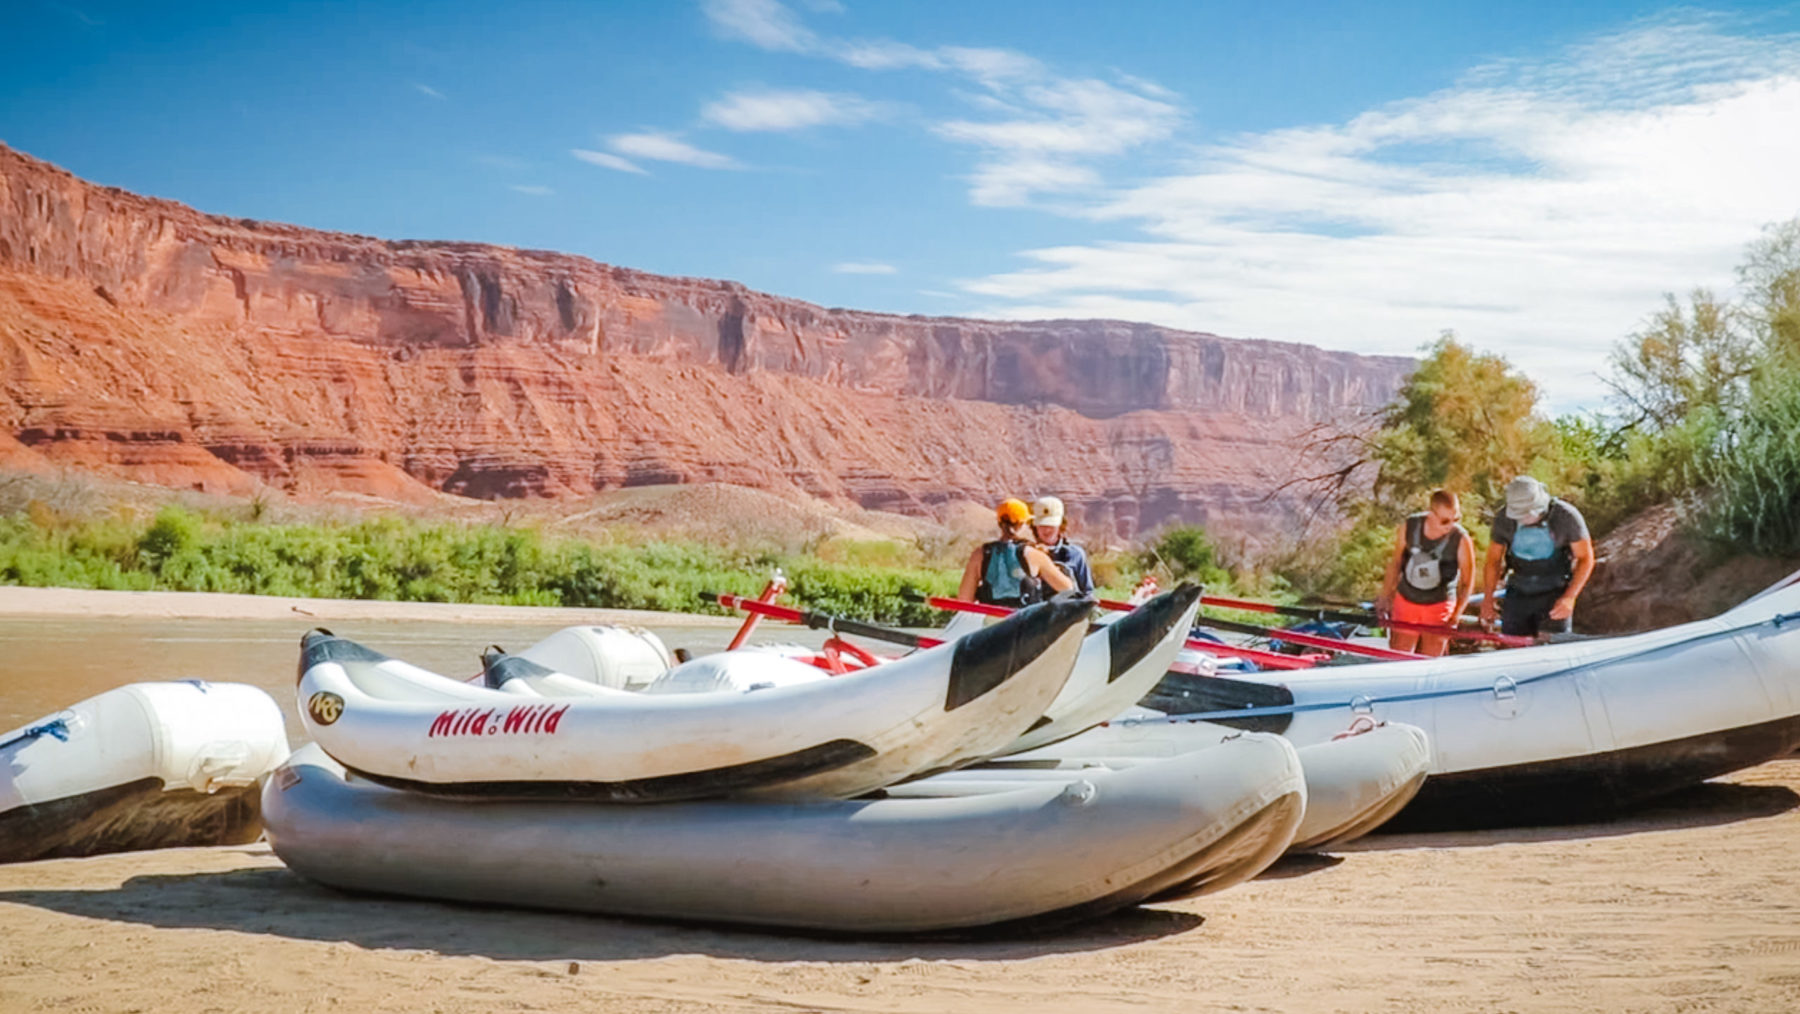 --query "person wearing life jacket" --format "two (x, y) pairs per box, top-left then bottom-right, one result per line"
(1374, 489), (1475, 657)
(957, 498), (1076, 607)
(1480, 476), (1596, 639)
(1030, 495), (1094, 595)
